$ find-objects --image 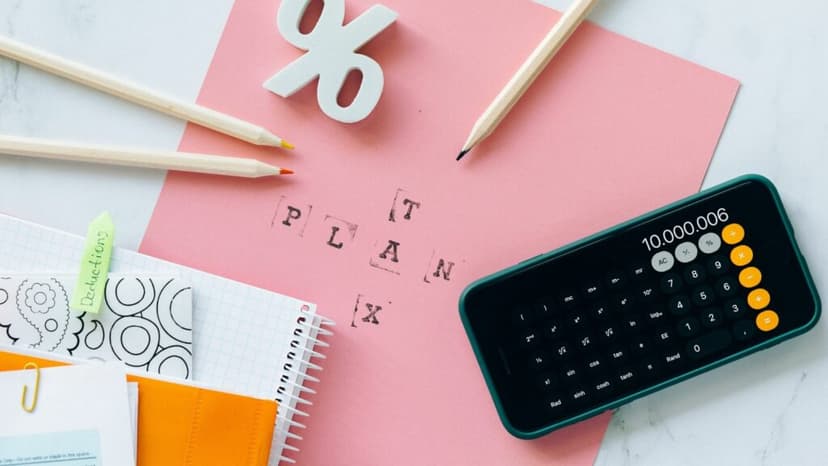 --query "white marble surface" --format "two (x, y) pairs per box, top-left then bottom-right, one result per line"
(1, 1), (827, 465)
